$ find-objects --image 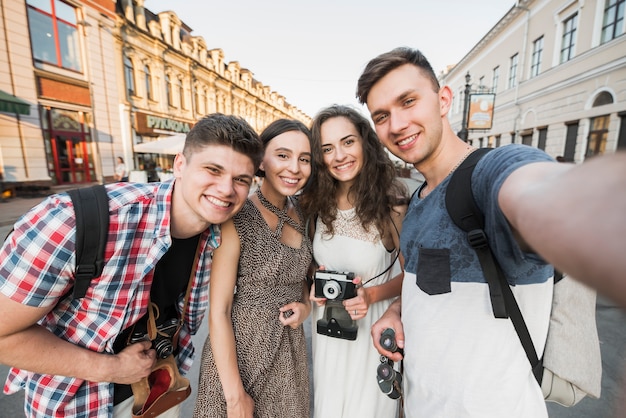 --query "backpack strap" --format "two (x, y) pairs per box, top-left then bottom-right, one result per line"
(445, 148), (507, 318)
(445, 148), (543, 383)
(67, 185), (109, 300)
